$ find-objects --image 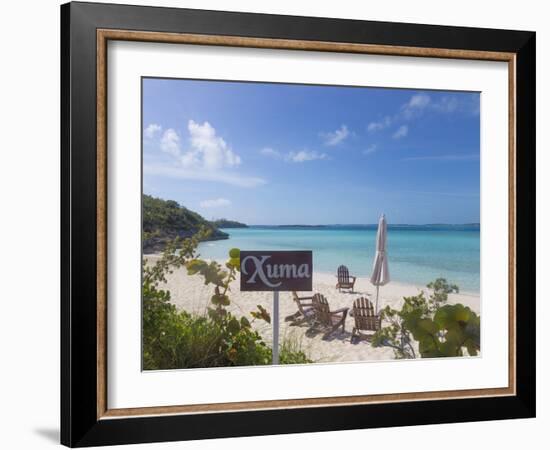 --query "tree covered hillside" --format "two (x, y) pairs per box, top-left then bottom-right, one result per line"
(143, 194), (228, 253)
(211, 219), (248, 228)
